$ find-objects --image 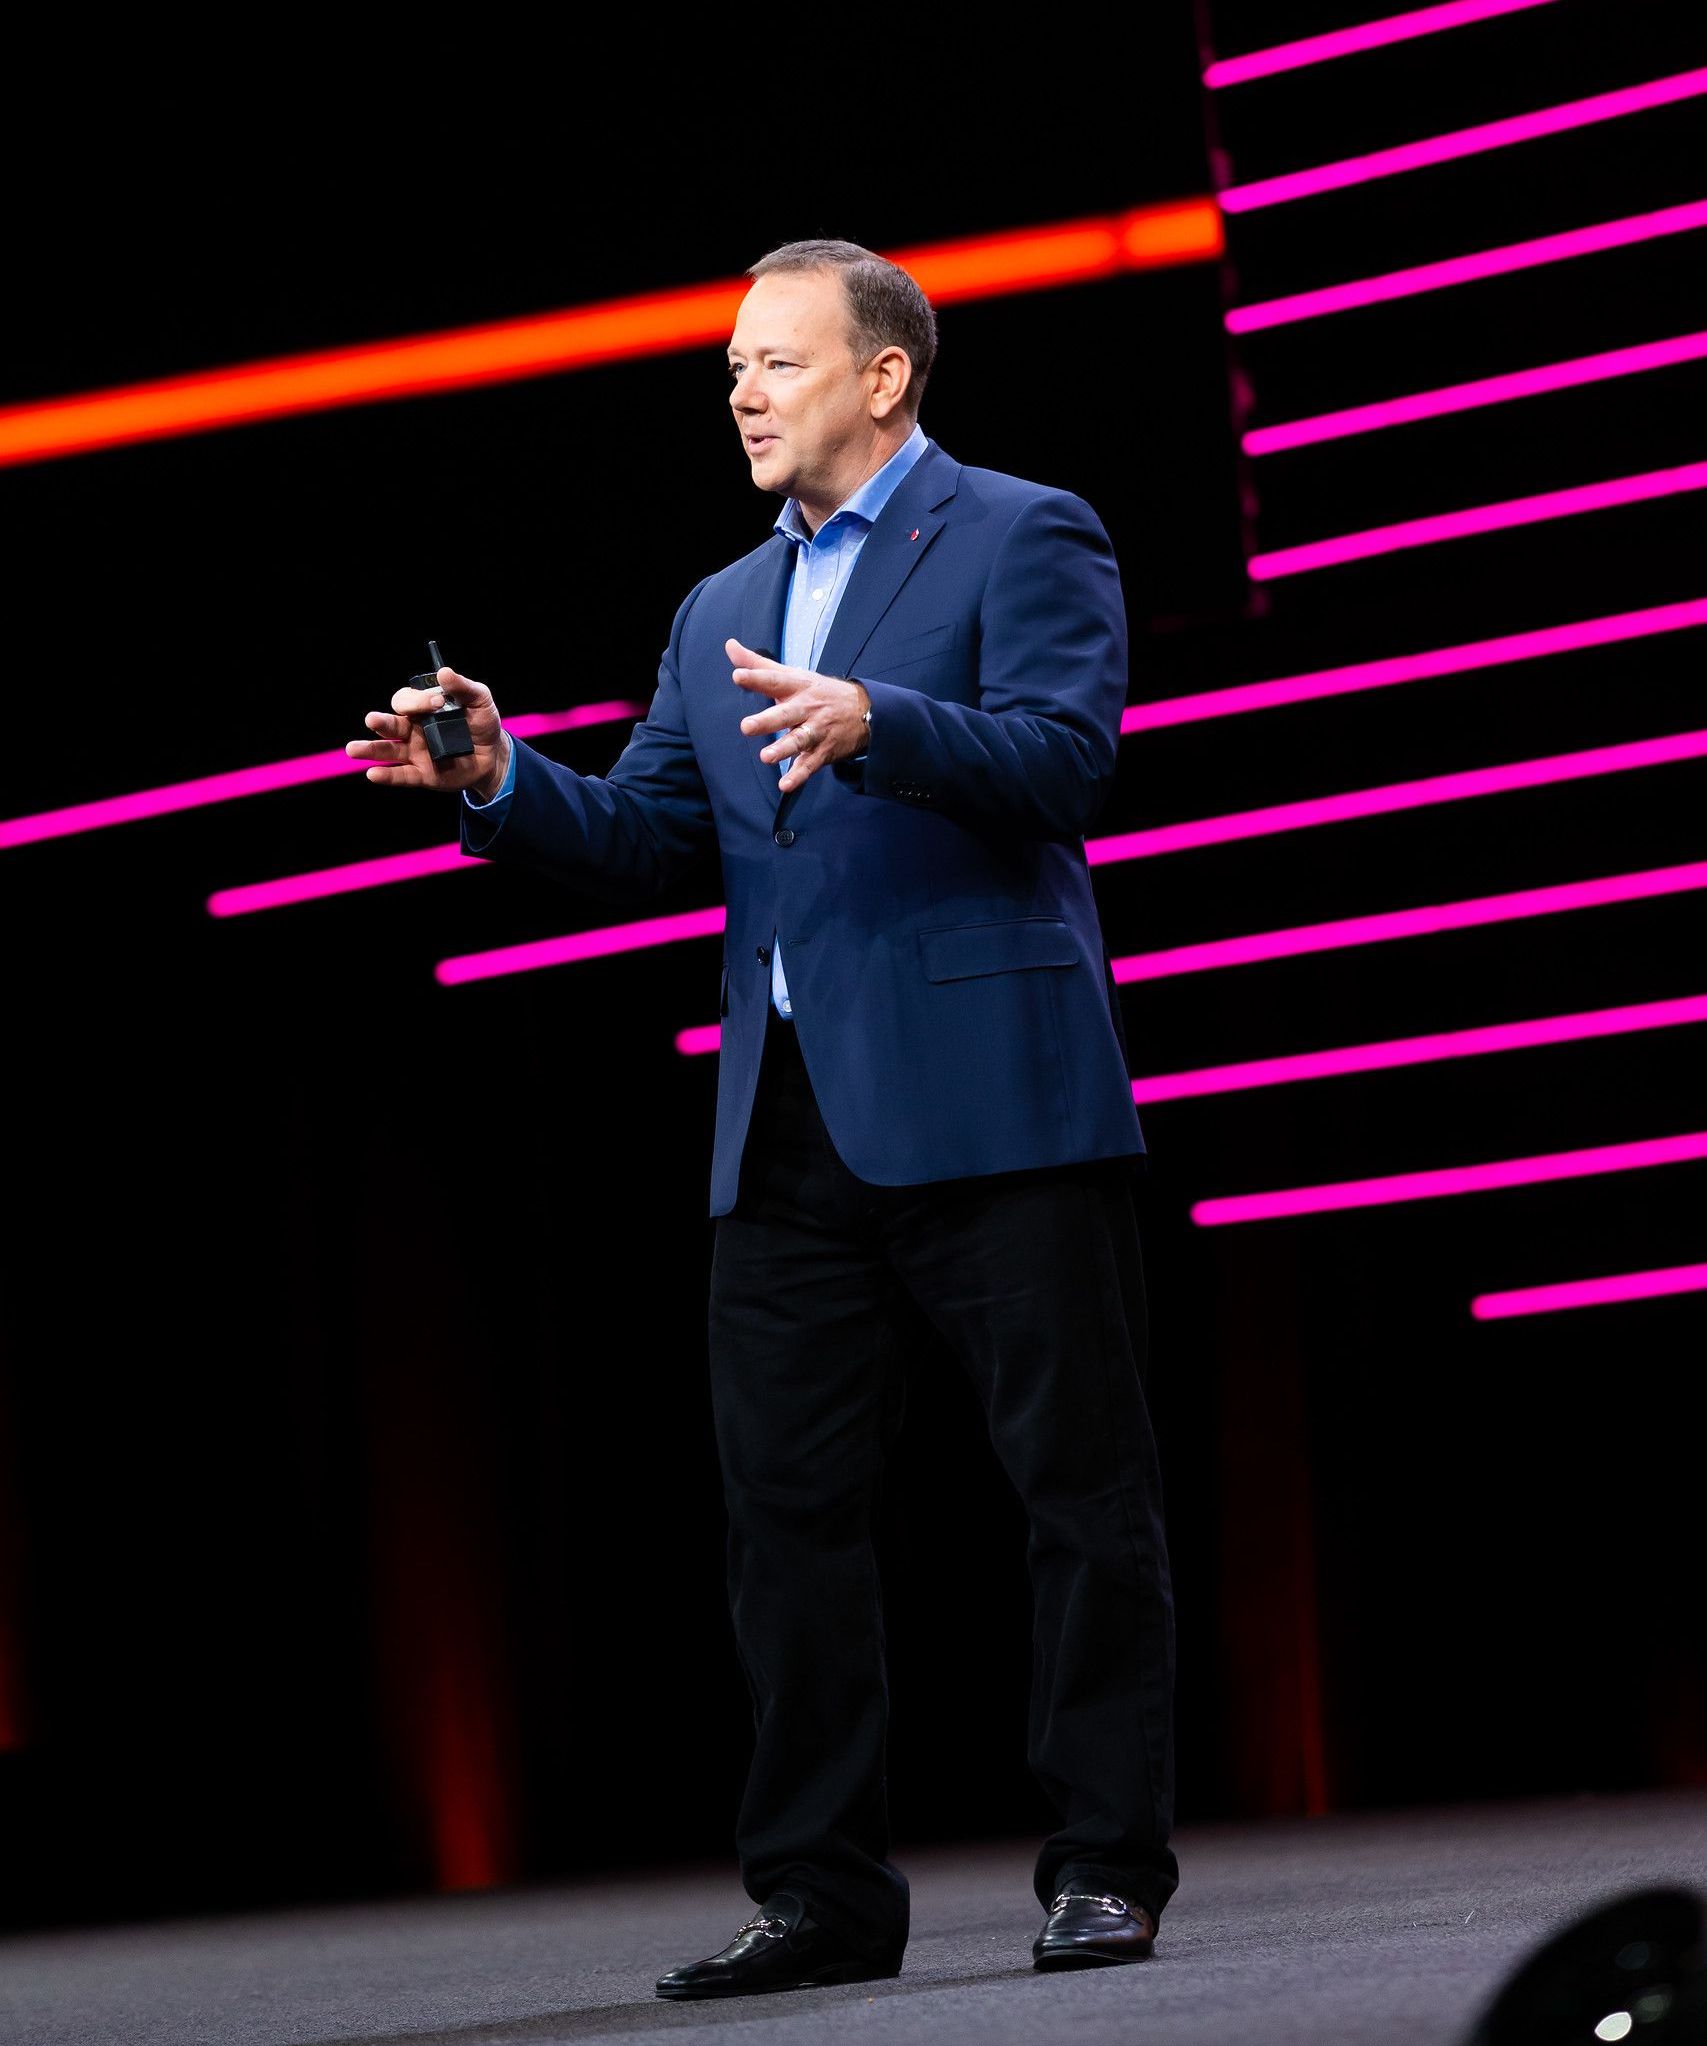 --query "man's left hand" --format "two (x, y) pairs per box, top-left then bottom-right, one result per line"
(728, 638), (869, 794)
